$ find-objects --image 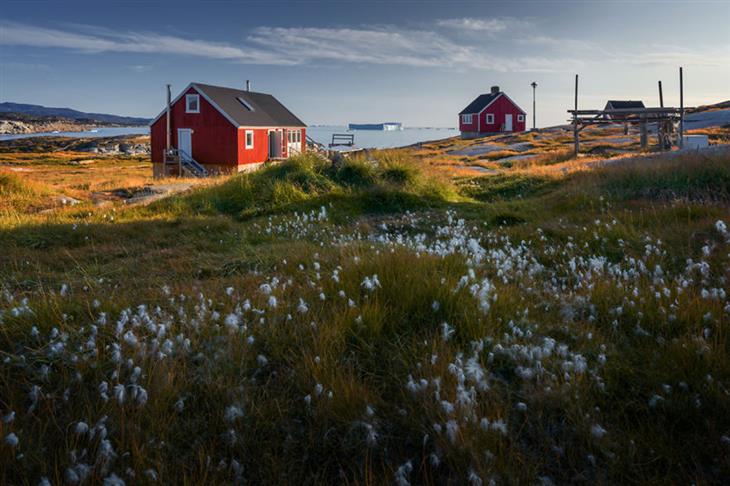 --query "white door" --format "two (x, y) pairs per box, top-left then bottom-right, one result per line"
(178, 129), (192, 160)
(504, 114), (513, 132)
